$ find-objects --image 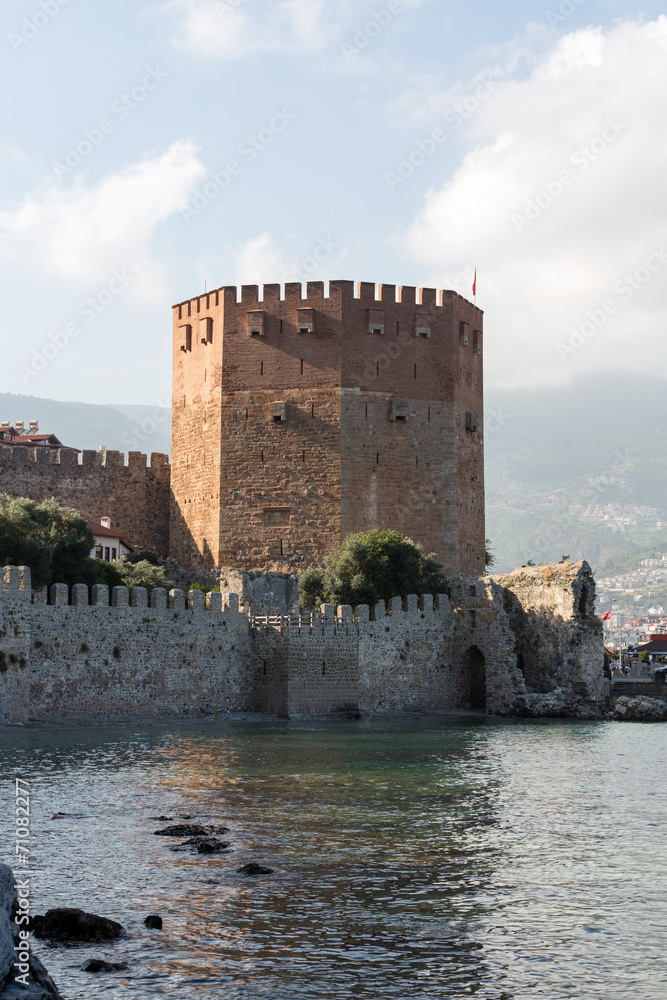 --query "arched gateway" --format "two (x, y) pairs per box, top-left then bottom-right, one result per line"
(459, 645), (487, 711)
